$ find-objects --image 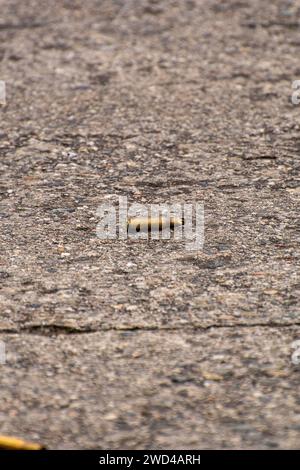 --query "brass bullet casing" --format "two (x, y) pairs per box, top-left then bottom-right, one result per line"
(0, 435), (45, 450)
(127, 216), (183, 233)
